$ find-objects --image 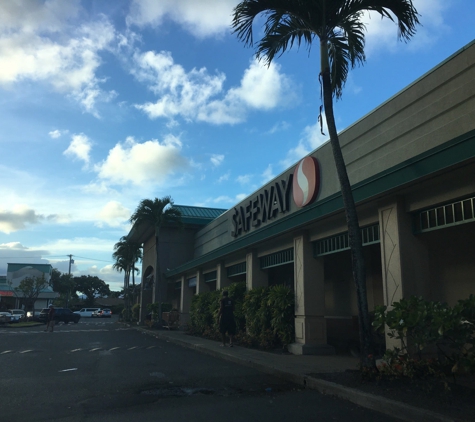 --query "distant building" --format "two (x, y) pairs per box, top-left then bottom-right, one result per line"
(0, 263), (58, 311)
